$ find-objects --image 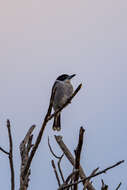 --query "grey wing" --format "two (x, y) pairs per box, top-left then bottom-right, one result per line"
(65, 83), (73, 97)
(53, 81), (65, 110)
